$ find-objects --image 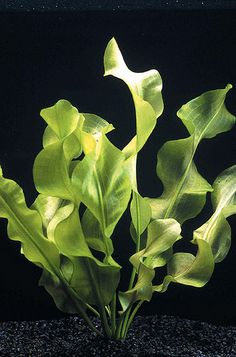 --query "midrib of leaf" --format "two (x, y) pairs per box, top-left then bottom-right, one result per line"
(0, 194), (60, 278)
(163, 149), (195, 219)
(201, 189), (235, 242)
(93, 168), (110, 254)
(163, 98), (225, 219)
(61, 141), (75, 200)
(173, 257), (194, 279)
(135, 193), (141, 251)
